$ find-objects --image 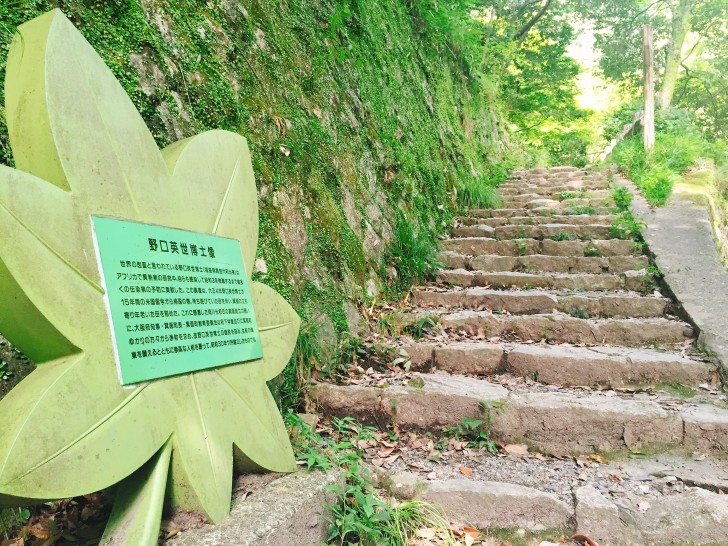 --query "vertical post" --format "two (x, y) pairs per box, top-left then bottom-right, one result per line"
(643, 25), (655, 152)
